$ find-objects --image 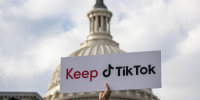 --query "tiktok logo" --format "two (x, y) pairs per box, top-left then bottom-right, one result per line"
(102, 64), (156, 77)
(103, 64), (114, 77)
